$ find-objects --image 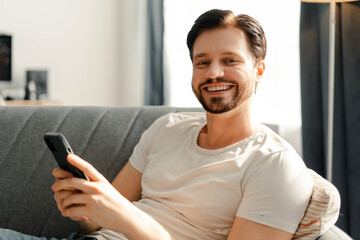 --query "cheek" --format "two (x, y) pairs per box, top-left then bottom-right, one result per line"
(191, 70), (201, 87)
(191, 81), (199, 96)
(234, 68), (254, 82)
(191, 75), (197, 92)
